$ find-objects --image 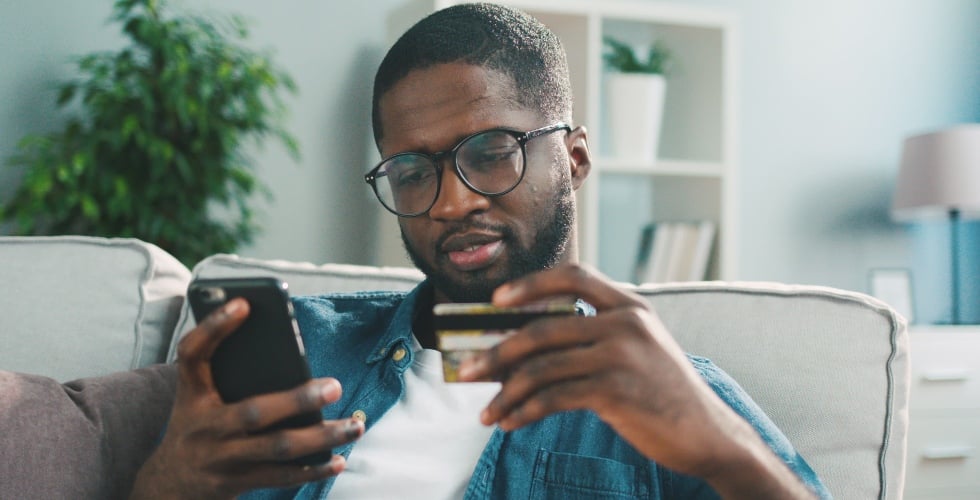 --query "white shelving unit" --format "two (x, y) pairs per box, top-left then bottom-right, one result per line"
(905, 325), (980, 499)
(377, 0), (738, 282)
